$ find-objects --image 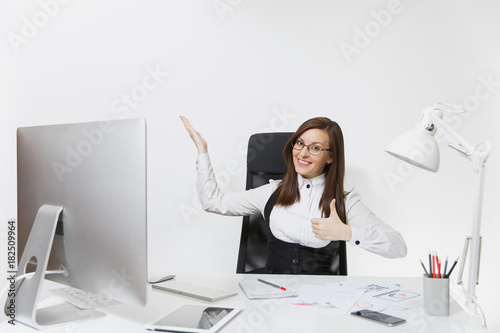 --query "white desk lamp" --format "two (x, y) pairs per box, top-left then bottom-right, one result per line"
(385, 102), (490, 327)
